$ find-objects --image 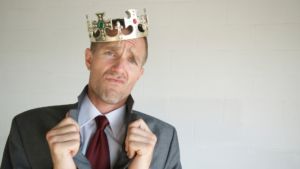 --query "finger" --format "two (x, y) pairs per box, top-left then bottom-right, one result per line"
(126, 132), (157, 158)
(128, 119), (151, 133)
(126, 120), (153, 153)
(125, 131), (130, 152)
(47, 124), (79, 141)
(48, 132), (80, 144)
(125, 134), (128, 152)
(127, 141), (153, 159)
(127, 133), (154, 144)
(52, 140), (80, 158)
(127, 127), (154, 139)
(66, 111), (70, 118)
(125, 135), (128, 152)
(52, 117), (80, 131)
